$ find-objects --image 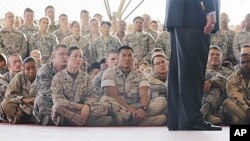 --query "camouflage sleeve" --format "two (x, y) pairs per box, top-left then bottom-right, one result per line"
(4, 73), (23, 103)
(28, 35), (37, 51)
(143, 34), (156, 62)
(122, 34), (129, 46)
(232, 33), (240, 61)
(84, 76), (98, 105)
(226, 75), (249, 111)
(0, 76), (8, 101)
(52, 34), (59, 48)
(91, 41), (97, 62)
(83, 41), (92, 64)
(210, 73), (227, 89)
(20, 33), (28, 59)
(36, 69), (53, 98)
(101, 68), (116, 88)
(139, 73), (150, 88)
(155, 35), (163, 49)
